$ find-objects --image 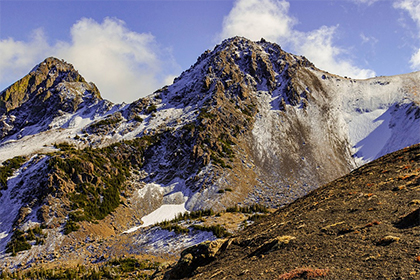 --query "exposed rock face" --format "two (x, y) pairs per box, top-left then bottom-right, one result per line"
(165, 239), (228, 279)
